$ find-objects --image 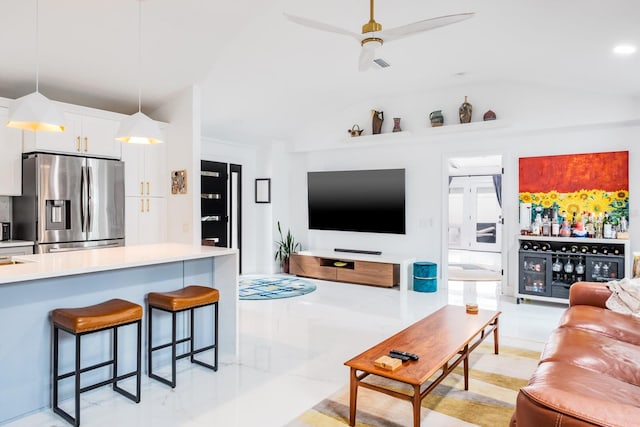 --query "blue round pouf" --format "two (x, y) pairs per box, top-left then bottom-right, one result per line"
(413, 262), (437, 293)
